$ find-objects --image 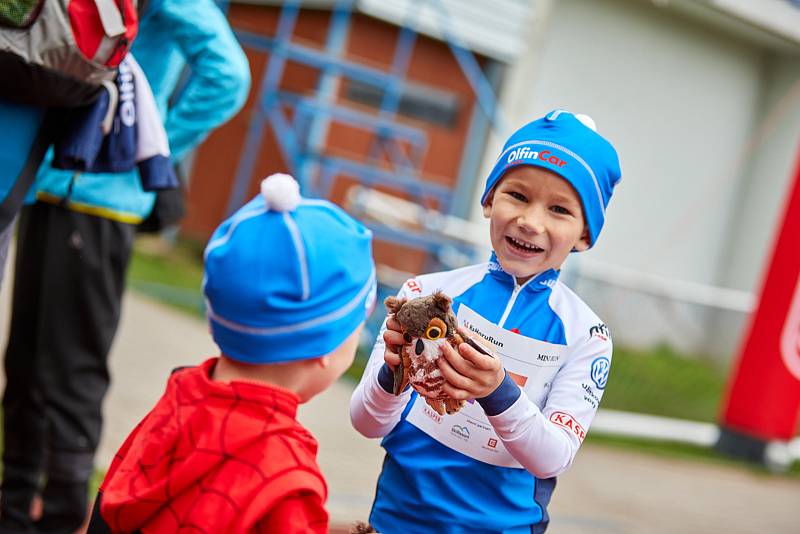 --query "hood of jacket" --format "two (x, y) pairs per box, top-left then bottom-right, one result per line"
(99, 358), (322, 532)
